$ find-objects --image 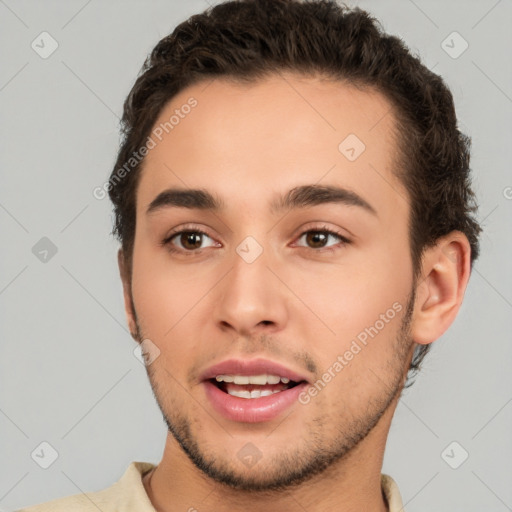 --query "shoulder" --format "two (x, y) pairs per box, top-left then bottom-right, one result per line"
(15, 461), (157, 512)
(15, 492), (98, 512)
